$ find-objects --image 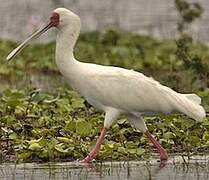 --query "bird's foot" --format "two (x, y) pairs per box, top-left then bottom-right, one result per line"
(159, 150), (168, 161)
(80, 157), (92, 163)
(80, 152), (96, 163)
(159, 159), (168, 169)
(144, 130), (169, 163)
(159, 149), (168, 168)
(81, 157), (93, 163)
(81, 128), (107, 163)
